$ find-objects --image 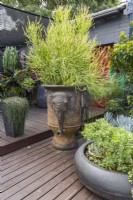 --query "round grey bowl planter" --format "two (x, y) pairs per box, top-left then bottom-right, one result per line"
(74, 142), (132, 200)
